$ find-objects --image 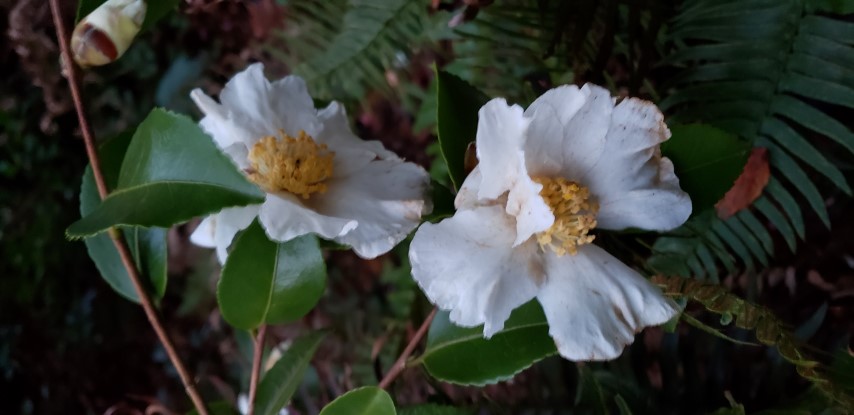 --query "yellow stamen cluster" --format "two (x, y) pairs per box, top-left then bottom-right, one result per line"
(247, 130), (334, 199)
(533, 177), (599, 256)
